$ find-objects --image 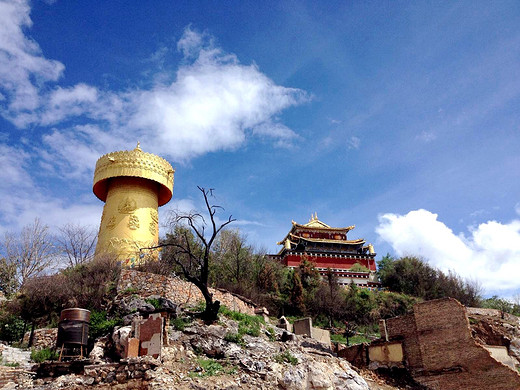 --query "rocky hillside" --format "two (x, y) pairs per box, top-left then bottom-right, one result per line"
(0, 299), (408, 390)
